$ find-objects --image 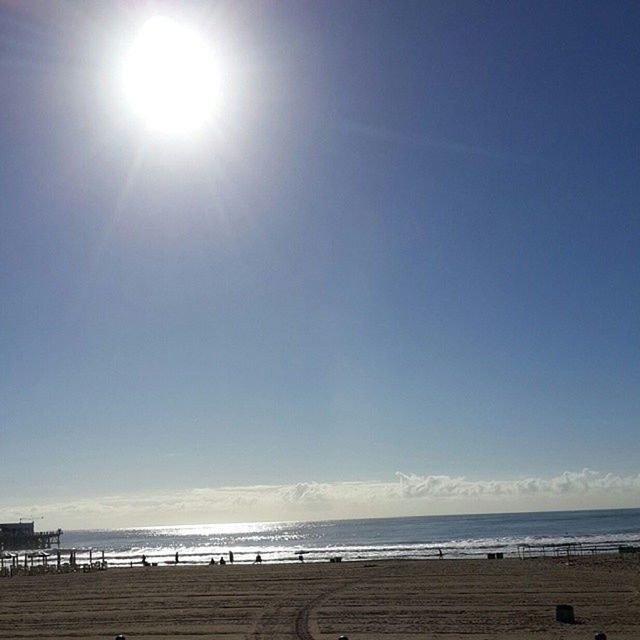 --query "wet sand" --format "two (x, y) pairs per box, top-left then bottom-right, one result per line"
(0, 556), (638, 639)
